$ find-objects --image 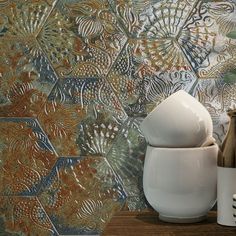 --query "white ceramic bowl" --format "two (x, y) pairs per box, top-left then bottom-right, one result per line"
(140, 90), (213, 147)
(143, 144), (218, 223)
